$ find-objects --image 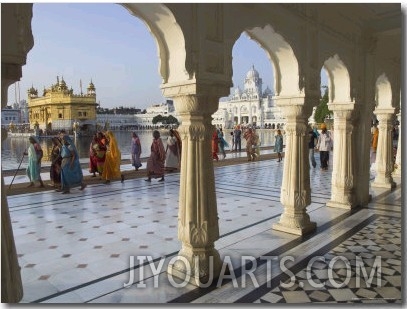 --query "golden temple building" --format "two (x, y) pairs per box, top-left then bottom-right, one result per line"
(27, 76), (98, 133)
